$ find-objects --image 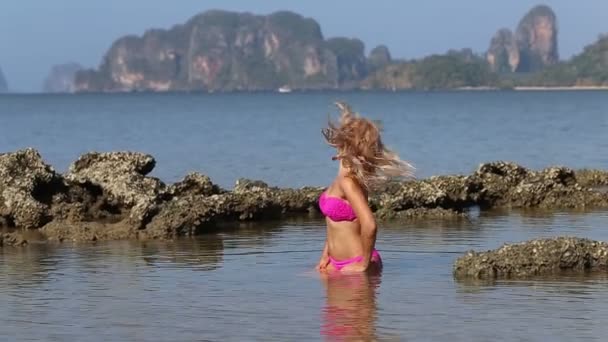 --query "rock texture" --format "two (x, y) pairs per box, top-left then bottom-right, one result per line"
(65, 152), (166, 228)
(487, 29), (519, 72)
(515, 5), (559, 72)
(74, 10), (375, 92)
(0, 149), (61, 229)
(43, 63), (83, 93)
(486, 5), (559, 73)
(454, 237), (608, 279)
(0, 149), (607, 247)
(325, 37), (367, 86)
